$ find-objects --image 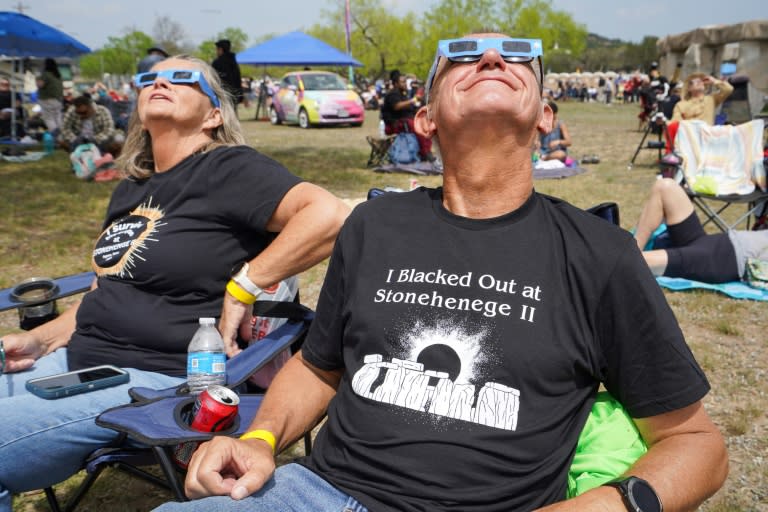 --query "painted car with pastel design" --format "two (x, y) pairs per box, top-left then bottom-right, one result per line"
(269, 71), (364, 128)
